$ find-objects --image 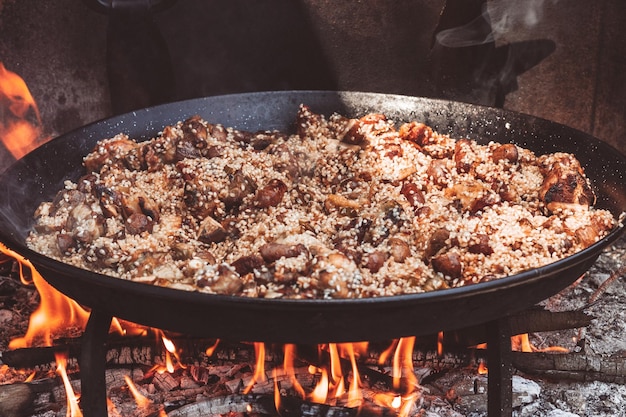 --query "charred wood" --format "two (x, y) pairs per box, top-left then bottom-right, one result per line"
(164, 393), (396, 417)
(0, 383), (35, 417)
(439, 307), (593, 349)
(1, 335), (201, 369)
(3, 306), (589, 369)
(512, 350), (626, 384)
